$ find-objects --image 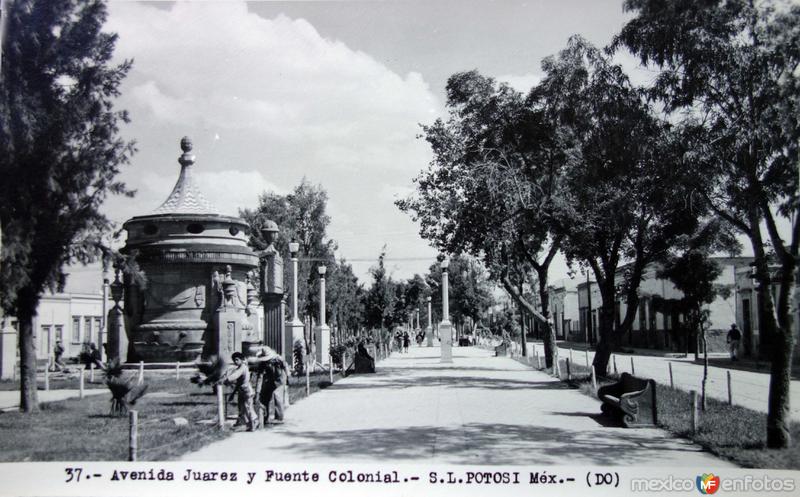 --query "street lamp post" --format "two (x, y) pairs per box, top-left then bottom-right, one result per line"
(100, 268), (109, 362)
(286, 242), (304, 363)
(440, 257), (453, 363)
(426, 296), (433, 347)
(314, 266), (331, 366)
